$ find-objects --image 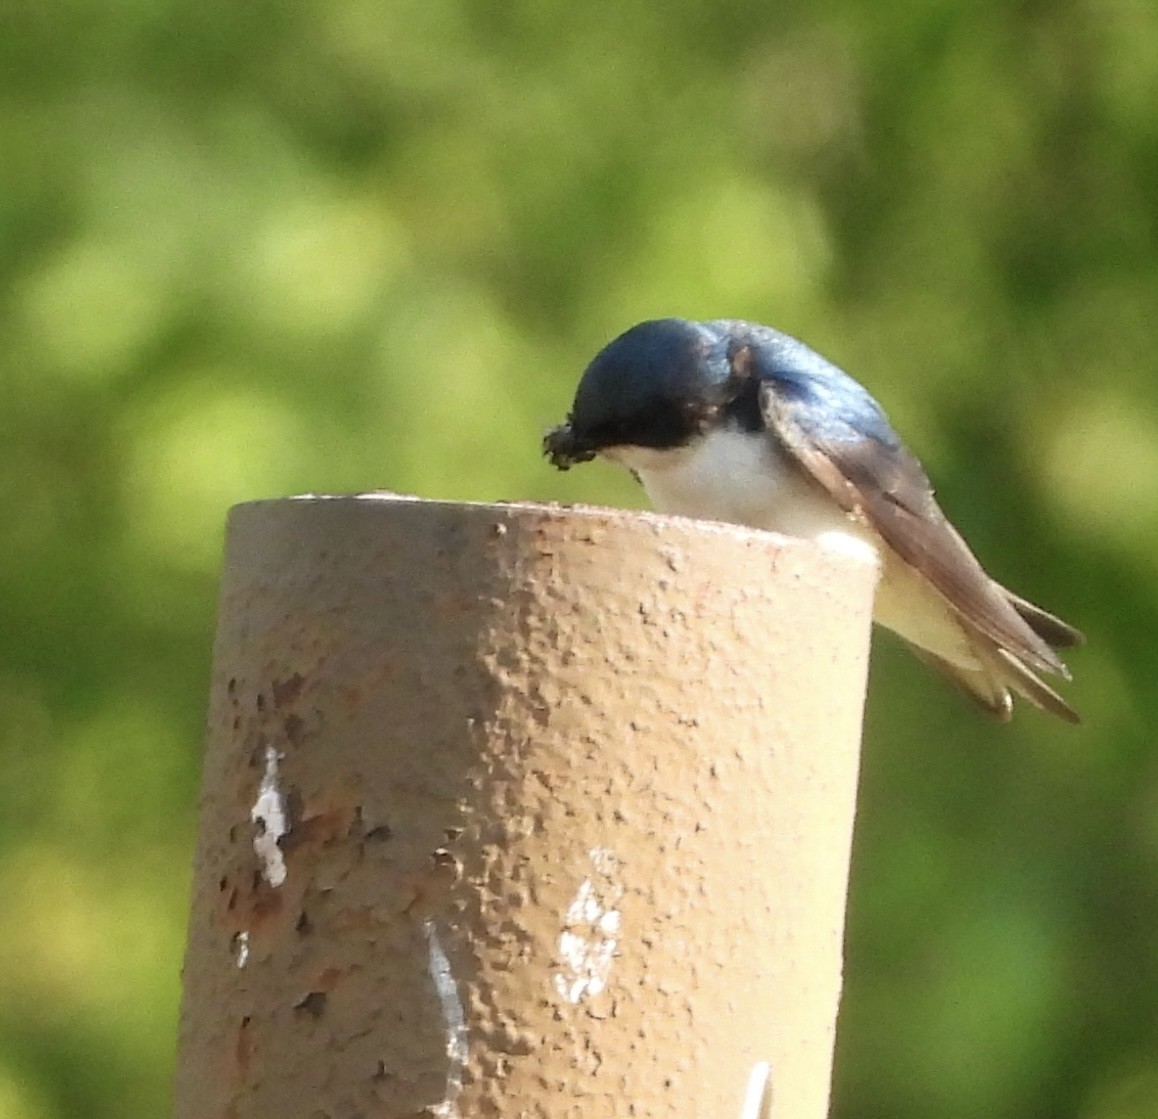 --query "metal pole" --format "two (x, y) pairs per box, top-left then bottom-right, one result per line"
(172, 495), (877, 1118)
